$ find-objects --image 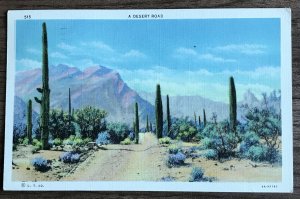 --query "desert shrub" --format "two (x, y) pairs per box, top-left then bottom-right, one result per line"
(49, 109), (76, 139)
(246, 145), (280, 163)
(95, 131), (110, 145)
(168, 144), (181, 154)
(13, 123), (26, 144)
(168, 117), (197, 141)
(31, 157), (51, 172)
(53, 138), (62, 146)
(177, 122), (197, 142)
(107, 122), (130, 144)
(167, 152), (186, 167)
(32, 139), (42, 151)
(83, 137), (93, 144)
(239, 132), (260, 155)
(201, 121), (238, 160)
(59, 152), (80, 164)
(120, 138), (131, 145)
(63, 135), (76, 145)
(159, 137), (171, 145)
(244, 107), (281, 150)
(204, 149), (218, 160)
(75, 106), (107, 139)
(189, 167), (205, 182)
(72, 137), (84, 147)
(22, 137), (29, 145)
